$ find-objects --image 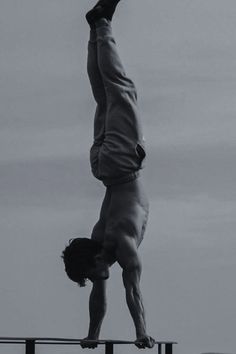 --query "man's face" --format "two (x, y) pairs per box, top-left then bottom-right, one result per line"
(87, 257), (110, 282)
